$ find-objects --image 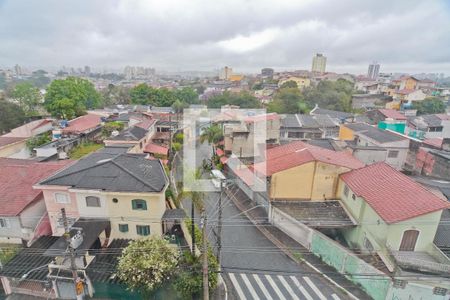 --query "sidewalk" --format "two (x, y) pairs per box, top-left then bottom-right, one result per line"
(225, 184), (372, 300)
